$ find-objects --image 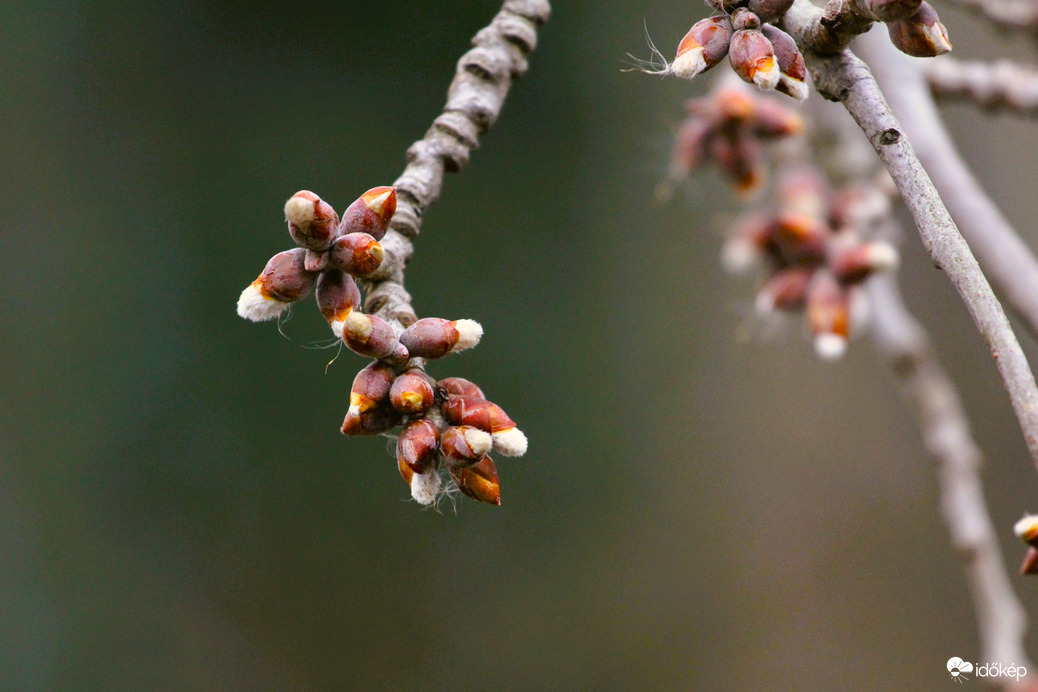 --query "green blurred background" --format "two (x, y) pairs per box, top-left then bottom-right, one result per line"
(4, 0), (1038, 689)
